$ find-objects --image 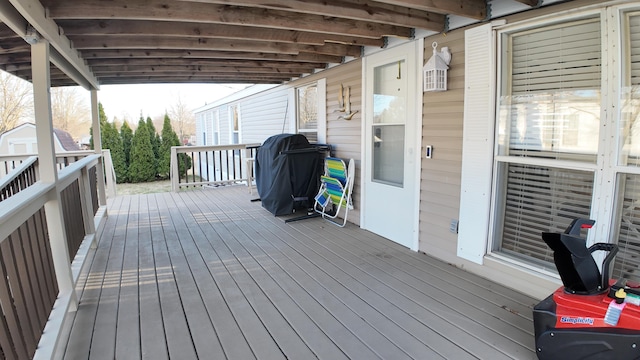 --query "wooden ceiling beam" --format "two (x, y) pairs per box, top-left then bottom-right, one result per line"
(86, 58), (327, 69)
(370, 0), (486, 20)
(99, 78), (280, 85)
(44, 0), (412, 38)
(67, 35), (363, 58)
(57, 20), (385, 47)
(90, 65), (317, 74)
(79, 49), (344, 64)
(177, 0), (445, 31)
